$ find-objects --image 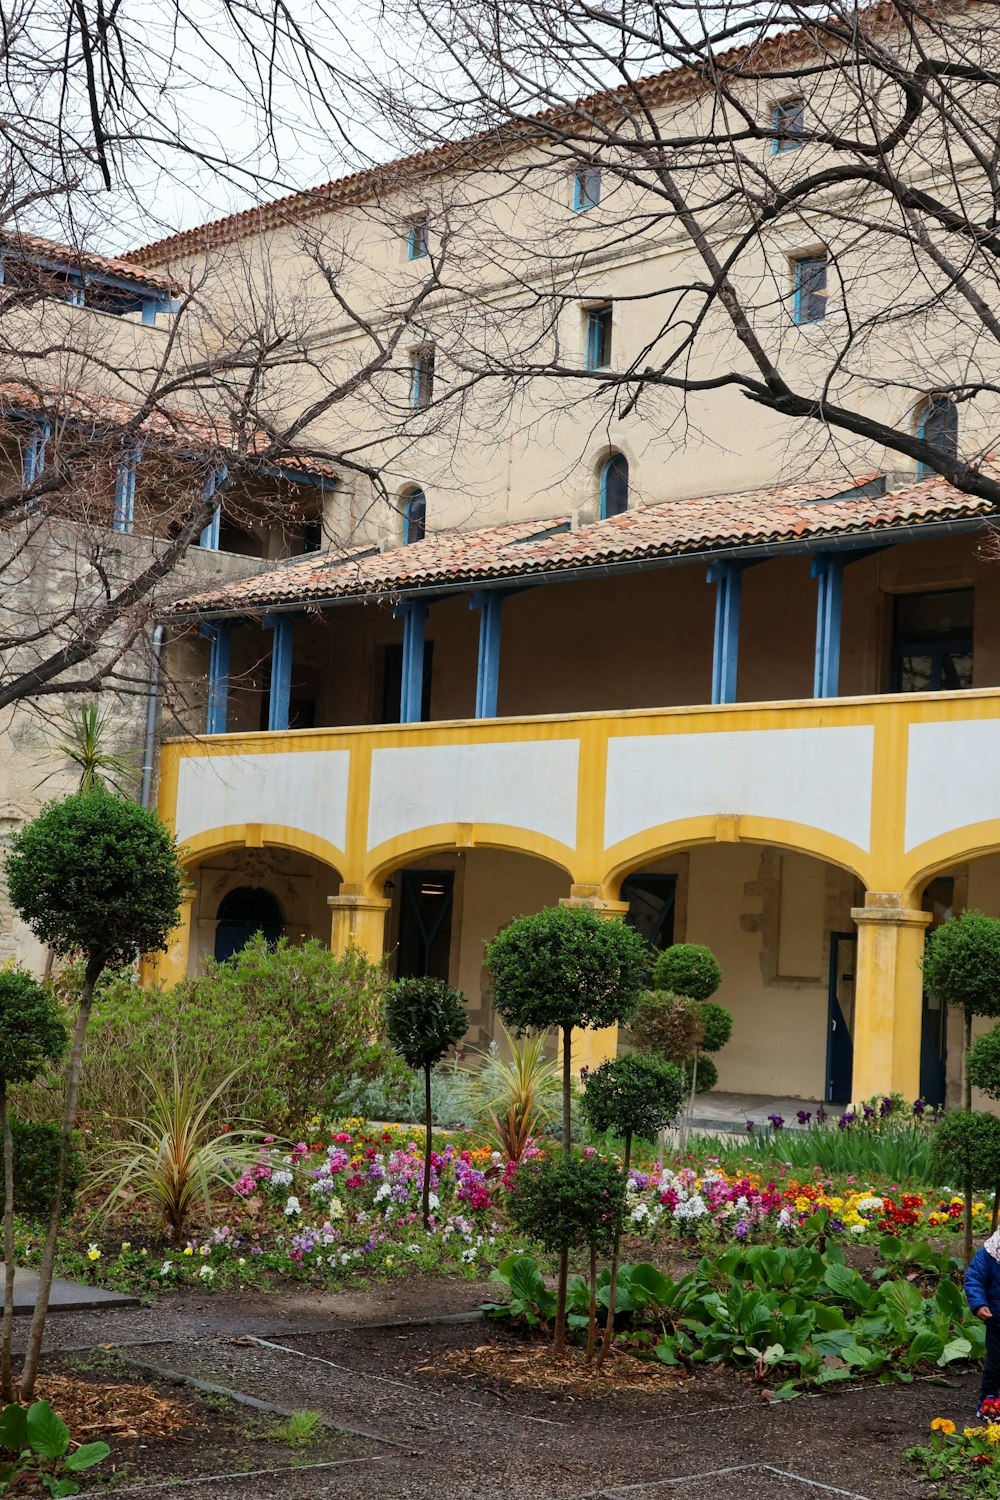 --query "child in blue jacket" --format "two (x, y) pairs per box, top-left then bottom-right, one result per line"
(964, 1229), (1000, 1416)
